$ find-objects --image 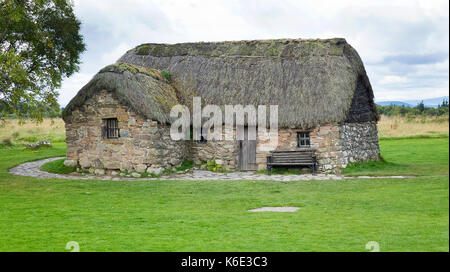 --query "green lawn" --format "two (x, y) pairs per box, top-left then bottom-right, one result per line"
(343, 137), (449, 176)
(0, 138), (448, 251)
(40, 158), (77, 174)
